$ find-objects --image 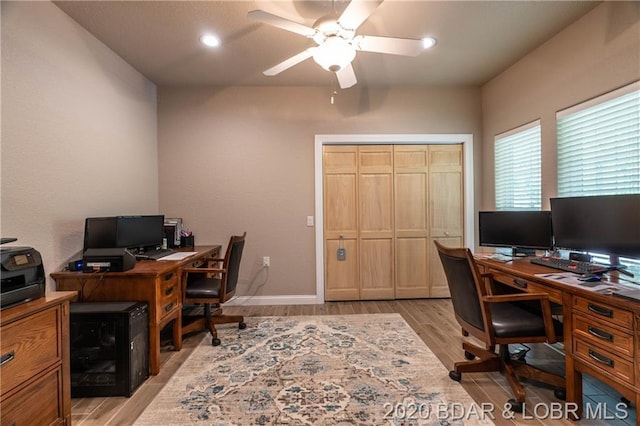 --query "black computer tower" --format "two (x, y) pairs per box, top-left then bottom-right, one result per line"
(70, 302), (149, 397)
